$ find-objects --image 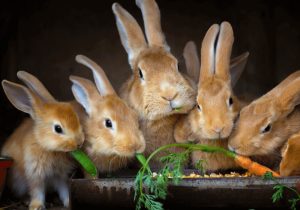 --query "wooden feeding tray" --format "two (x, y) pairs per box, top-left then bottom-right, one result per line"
(70, 170), (300, 210)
